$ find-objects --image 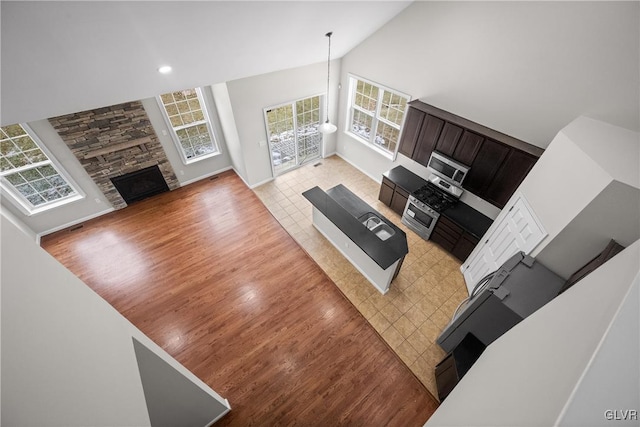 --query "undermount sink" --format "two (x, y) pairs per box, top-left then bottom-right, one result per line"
(358, 213), (395, 241)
